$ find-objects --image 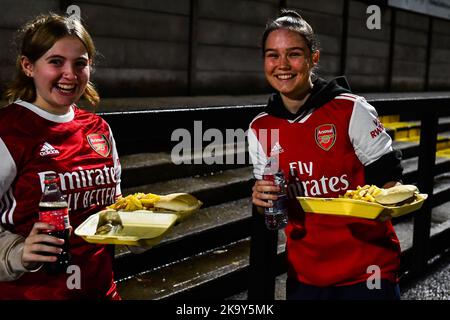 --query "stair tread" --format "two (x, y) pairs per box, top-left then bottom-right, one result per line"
(120, 152), (171, 168)
(402, 155), (450, 174)
(120, 142), (247, 169)
(116, 238), (251, 300)
(122, 166), (253, 196)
